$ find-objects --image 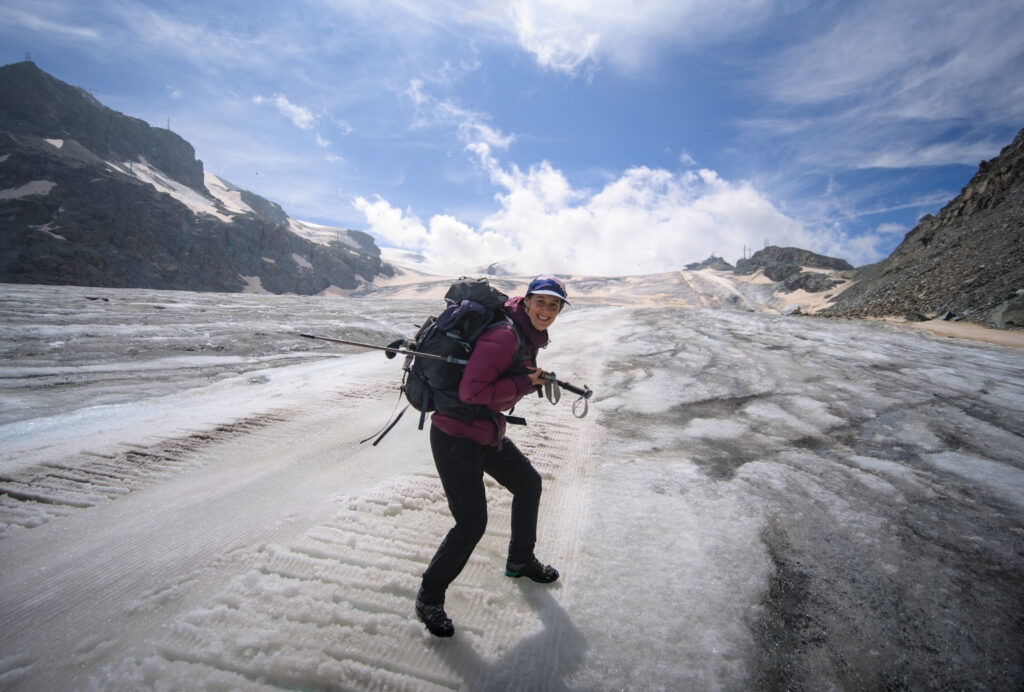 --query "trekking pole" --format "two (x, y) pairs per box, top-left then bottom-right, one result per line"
(301, 333), (594, 418)
(298, 333), (469, 365)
